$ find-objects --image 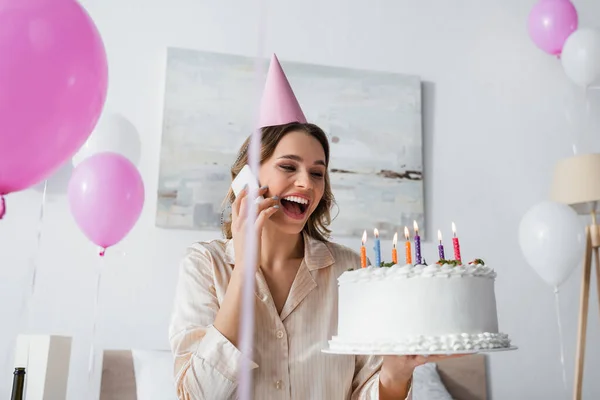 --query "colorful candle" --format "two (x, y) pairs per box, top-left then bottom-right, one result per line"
(373, 228), (381, 267)
(452, 222), (461, 262)
(360, 230), (367, 268)
(404, 226), (412, 264)
(392, 232), (398, 264)
(413, 220), (422, 265)
(437, 229), (445, 260)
